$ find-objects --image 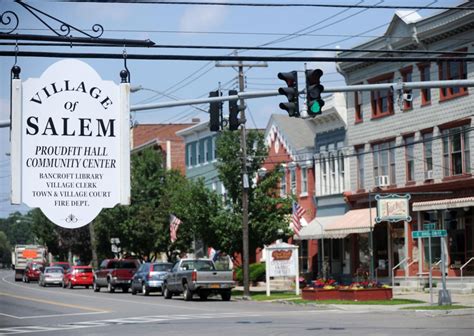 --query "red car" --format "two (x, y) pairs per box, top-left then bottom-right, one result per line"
(23, 261), (44, 282)
(63, 266), (94, 289)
